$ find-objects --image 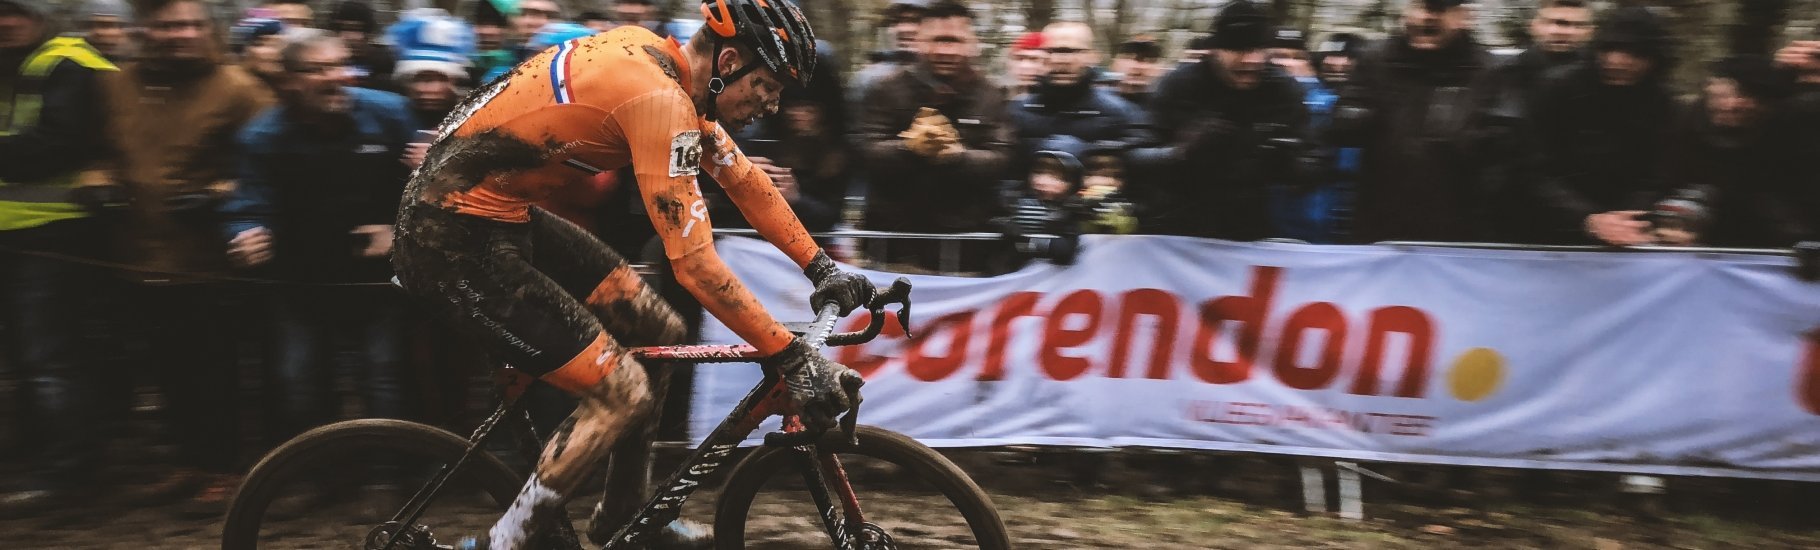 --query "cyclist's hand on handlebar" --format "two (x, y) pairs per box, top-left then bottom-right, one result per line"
(763, 338), (864, 433)
(803, 250), (875, 317)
